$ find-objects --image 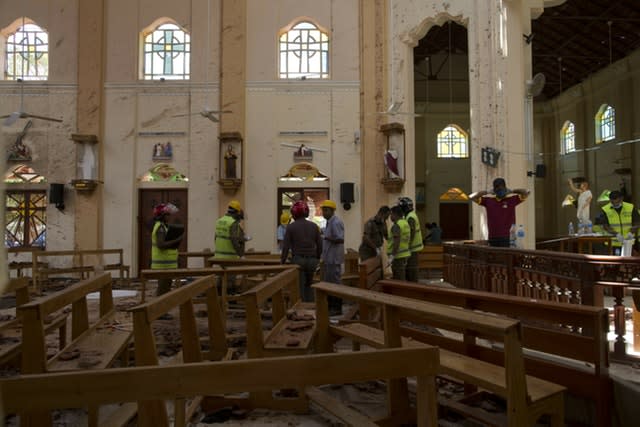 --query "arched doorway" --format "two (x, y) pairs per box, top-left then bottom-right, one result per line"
(438, 187), (469, 240)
